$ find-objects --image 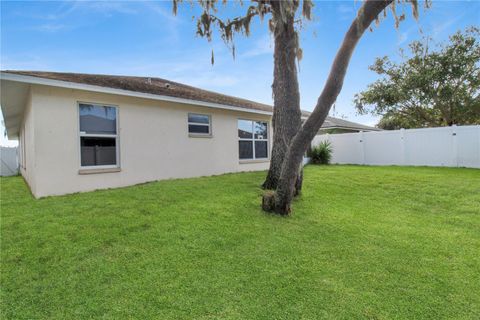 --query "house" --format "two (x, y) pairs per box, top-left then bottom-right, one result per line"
(1, 71), (378, 197)
(301, 110), (381, 134)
